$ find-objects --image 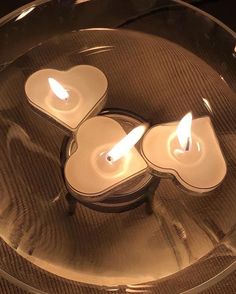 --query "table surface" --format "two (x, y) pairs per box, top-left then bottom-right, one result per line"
(0, 0), (235, 293)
